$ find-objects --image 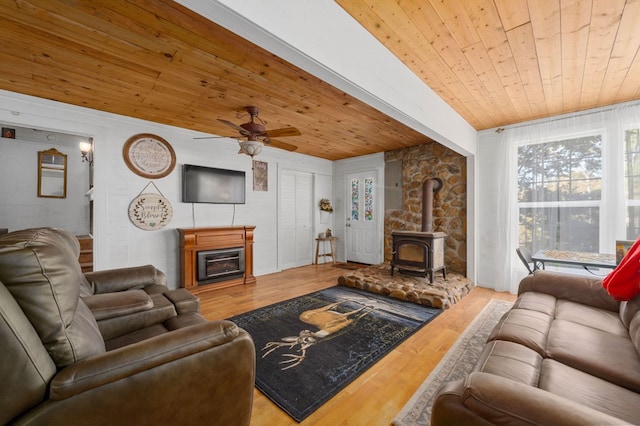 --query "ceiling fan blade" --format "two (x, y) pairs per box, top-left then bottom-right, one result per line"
(266, 138), (298, 152)
(193, 135), (237, 140)
(263, 127), (301, 138)
(217, 118), (250, 136)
